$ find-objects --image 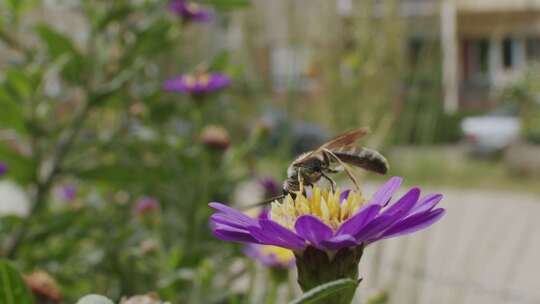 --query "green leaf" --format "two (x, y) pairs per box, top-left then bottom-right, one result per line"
(95, 5), (132, 30)
(0, 144), (35, 185)
(208, 51), (230, 71)
(4, 69), (33, 101)
(0, 259), (34, 304)
(76, 165), (143, 184)
(123, 19), (172, 65)
(35, 24), (85, 83)
(206, 0), (250, 10)
(76, 294), (114, 304)
(289, 278), (359, 304)
(0, 86), (25, 133)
